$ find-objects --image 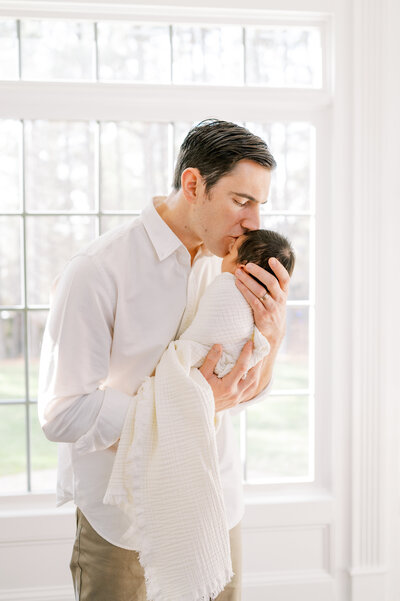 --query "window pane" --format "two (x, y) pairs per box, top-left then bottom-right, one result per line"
(100, 122), (170, 211)
(98, 23), (171, 83)
(25, 120), (96, 212)
(173, 25), (243, 85)
(30, 407), (57, 492)
(247, 121), (315, 212)
(0, 20), (18, 80)
(230, 412), (242, 467)
(100, 215), (137, 234)
(173, 121), (196, 165)
(246, 26), (322, 88)
(21, 20), (95, 80)
(261, 215), (310, 302)
(28, 311), (47, 400)
(0, 405), (26, 493)
(273, 306), (309, 391)
(0, 120), (22, 212)
(26, 216), (97, 305)
(0, 311), (25, 400)
(0, 217), (22, 306)
(246, 395), (310, 481)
